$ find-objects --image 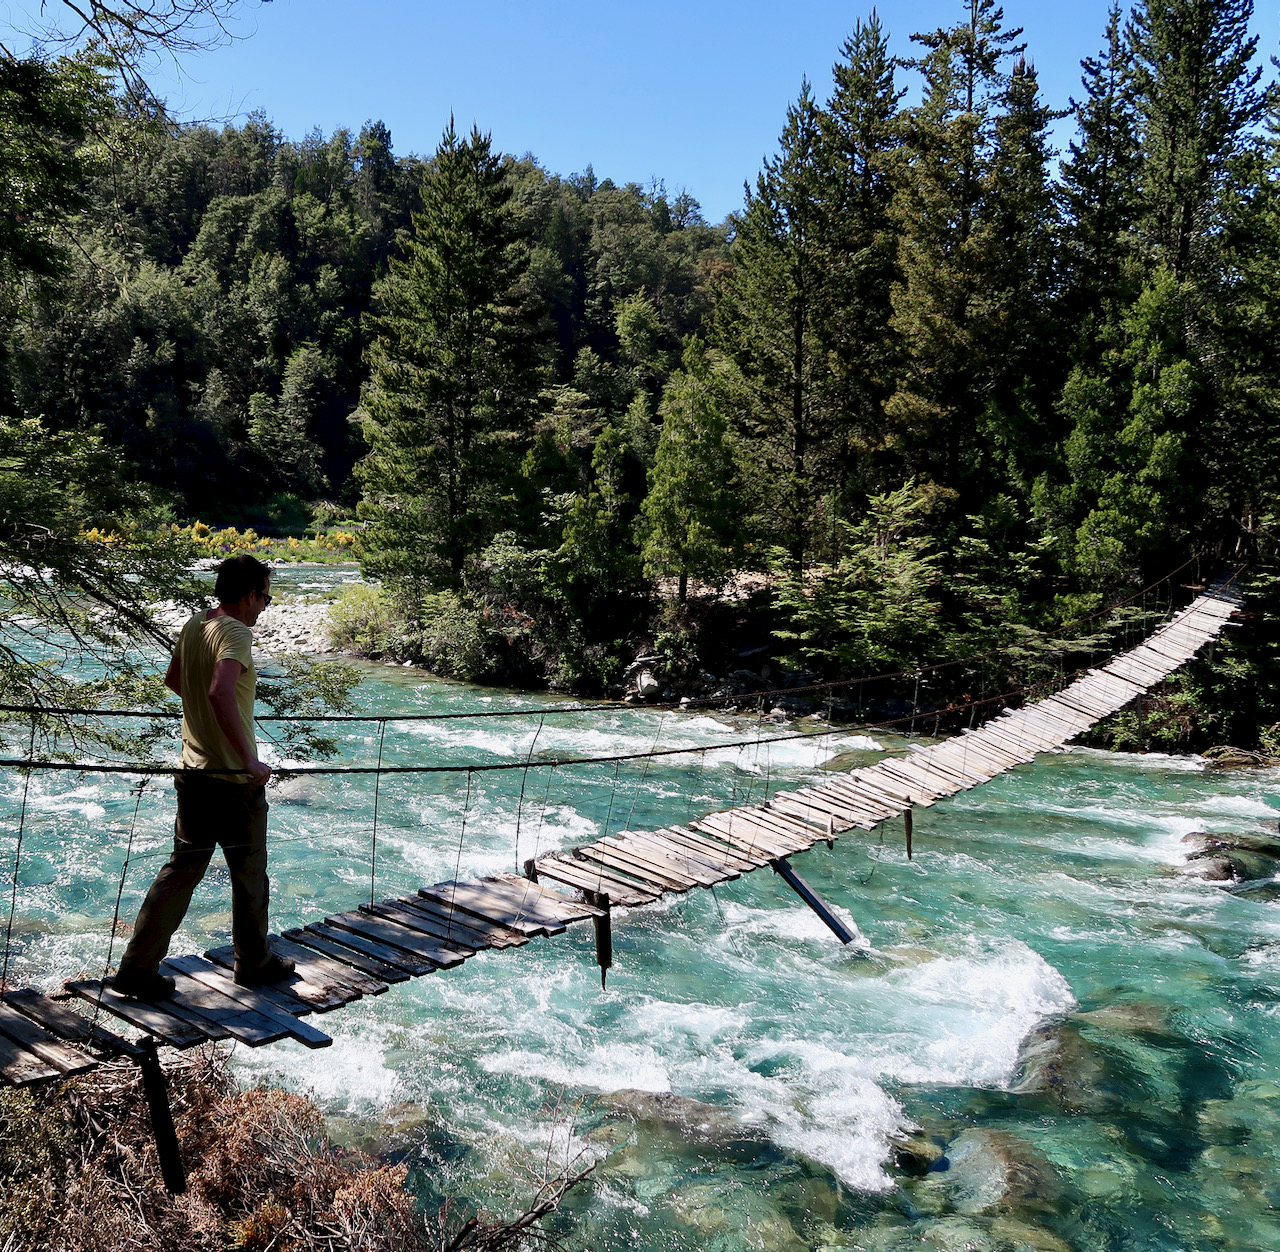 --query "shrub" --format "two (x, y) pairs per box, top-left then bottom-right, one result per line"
(327, 584), (399, 656)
